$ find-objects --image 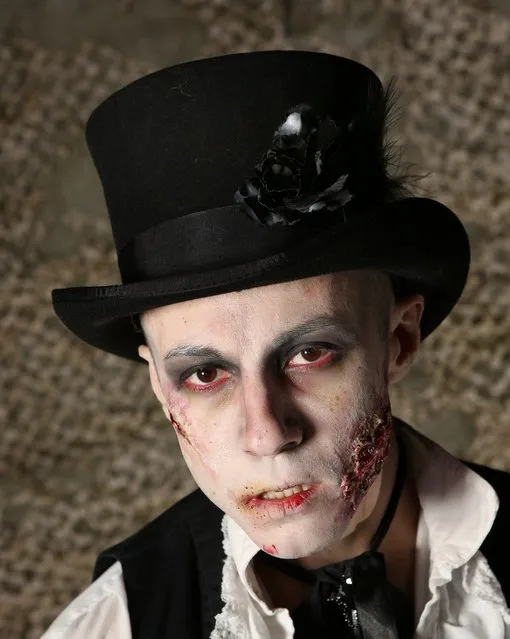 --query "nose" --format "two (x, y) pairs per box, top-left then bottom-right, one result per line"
(241, 375), (305, 457)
